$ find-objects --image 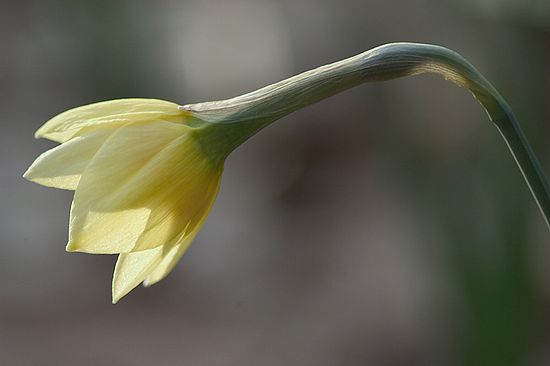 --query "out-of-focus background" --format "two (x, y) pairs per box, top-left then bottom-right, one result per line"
(1, 0), (550, 365)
